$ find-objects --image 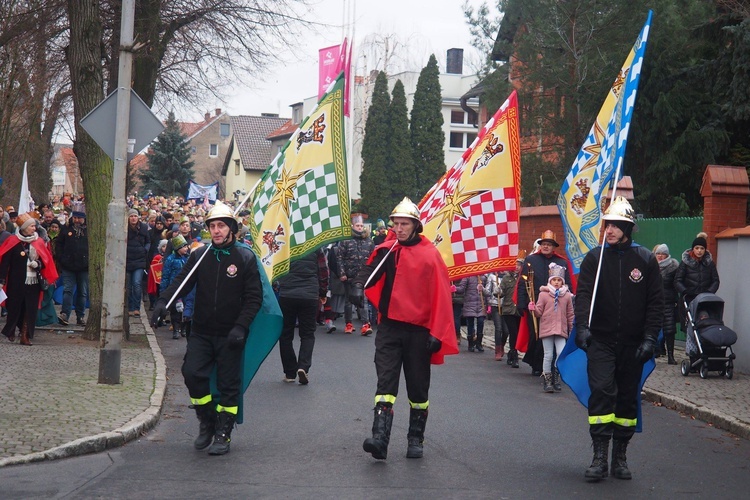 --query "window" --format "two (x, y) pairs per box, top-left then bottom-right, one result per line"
(209, 144), (218, 157)
(220, 123), (230, 137)
(234, 159), (240, 176)
(449, 132), (478, 150)
(451, 110), (466, 124)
